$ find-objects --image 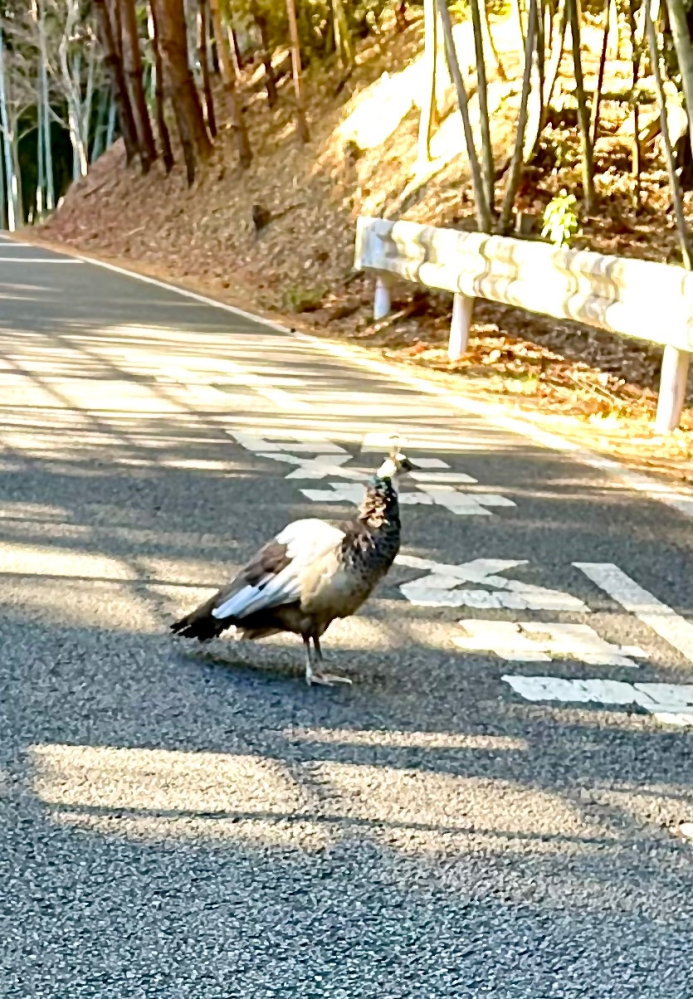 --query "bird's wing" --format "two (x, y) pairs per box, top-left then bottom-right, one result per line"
(211, 519), (345, 621)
